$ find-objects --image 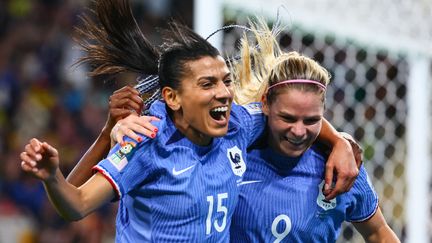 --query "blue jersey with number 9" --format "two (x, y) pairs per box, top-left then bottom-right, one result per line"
(230, 145), (378, 243)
